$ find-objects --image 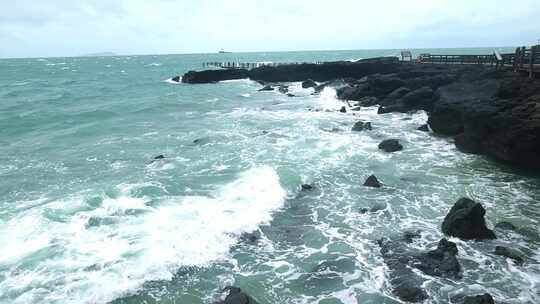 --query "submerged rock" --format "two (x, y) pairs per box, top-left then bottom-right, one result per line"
(378, 139), (403, 152)
(301, 184), (314, 191)
(442, 198), (496, 240)
(240, 231), (261, 245)
(363, 175), (382, 188)
(403, 230), (422, 243)
(462, 294), (495, 304)
(494, 246), (524, 265)
(351, 121), (372, 131)
(302, 79), (317, 89)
